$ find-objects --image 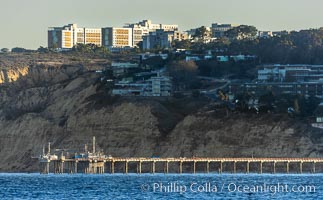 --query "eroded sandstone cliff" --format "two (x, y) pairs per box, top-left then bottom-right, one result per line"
(0, 53), (322, 172)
